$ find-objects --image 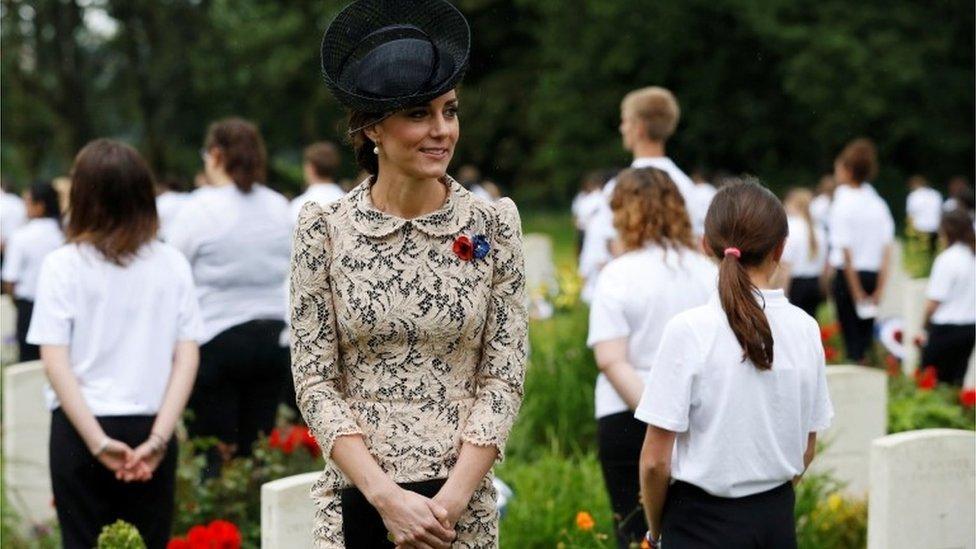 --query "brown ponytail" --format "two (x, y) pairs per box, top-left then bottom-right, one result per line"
(704, 180), (789, 371)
